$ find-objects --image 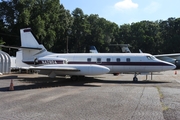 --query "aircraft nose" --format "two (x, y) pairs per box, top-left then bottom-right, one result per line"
(171, 64), (176, 69)
(163, 62), (176, 70)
